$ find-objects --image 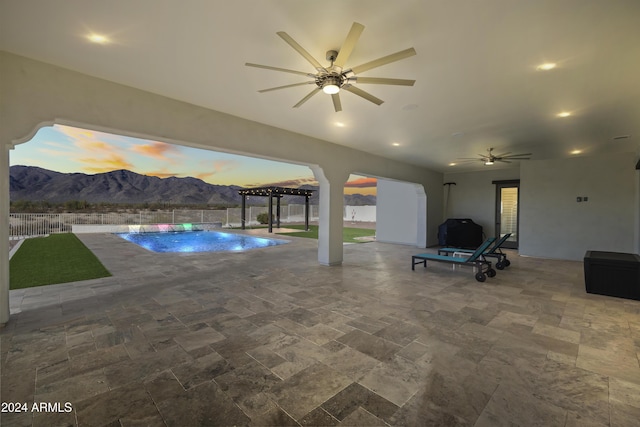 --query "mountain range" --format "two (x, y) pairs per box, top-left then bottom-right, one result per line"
(9, 166), (377, 206)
